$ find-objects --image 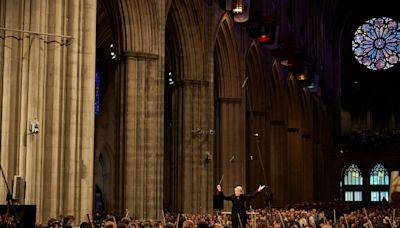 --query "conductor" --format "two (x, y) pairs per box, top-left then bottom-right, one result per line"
(216, 184), (265, 228)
